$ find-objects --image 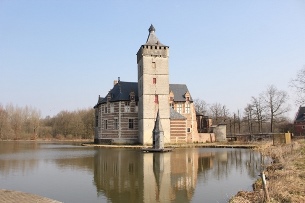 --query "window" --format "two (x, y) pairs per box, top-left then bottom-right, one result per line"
(185, 103), (190, 114)
(154, 95), (158, 103)
(104, 120), (108, 129)
(170, 103), (174, 109)
(110, 103), (114, 113)
(114, 119), (118, 130)
(153, 78), (156, 84)
(170, 97), (174, 101)
(135, 102), (138, 112)
(125, 102), (130, 112)
(129, 119), (134, 129)
(187, 128), (191, 132)
(105, 106), (108, 113)
(95, 116), (98, 127)
(177, 103), (182, 113)
(152, 62), (156, 68)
